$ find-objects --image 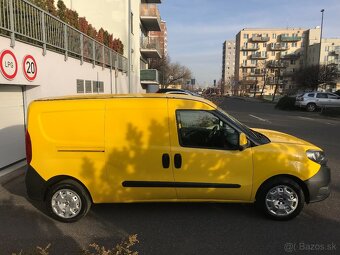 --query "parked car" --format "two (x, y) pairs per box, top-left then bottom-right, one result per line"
(26, 94), (330, 222)
(156, 88), (201, 97)
(335, 90), (340, 96)
(295, 92), (340, 112)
